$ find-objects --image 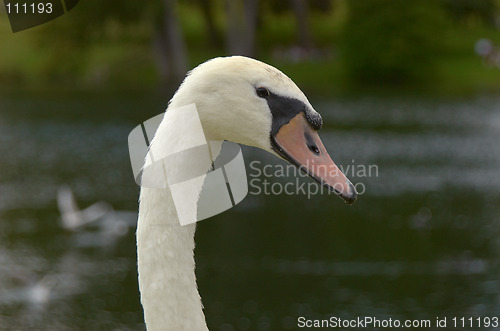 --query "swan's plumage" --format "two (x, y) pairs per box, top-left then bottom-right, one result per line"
(167, 56), (318, 151)
(137, 56), (355, 330)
